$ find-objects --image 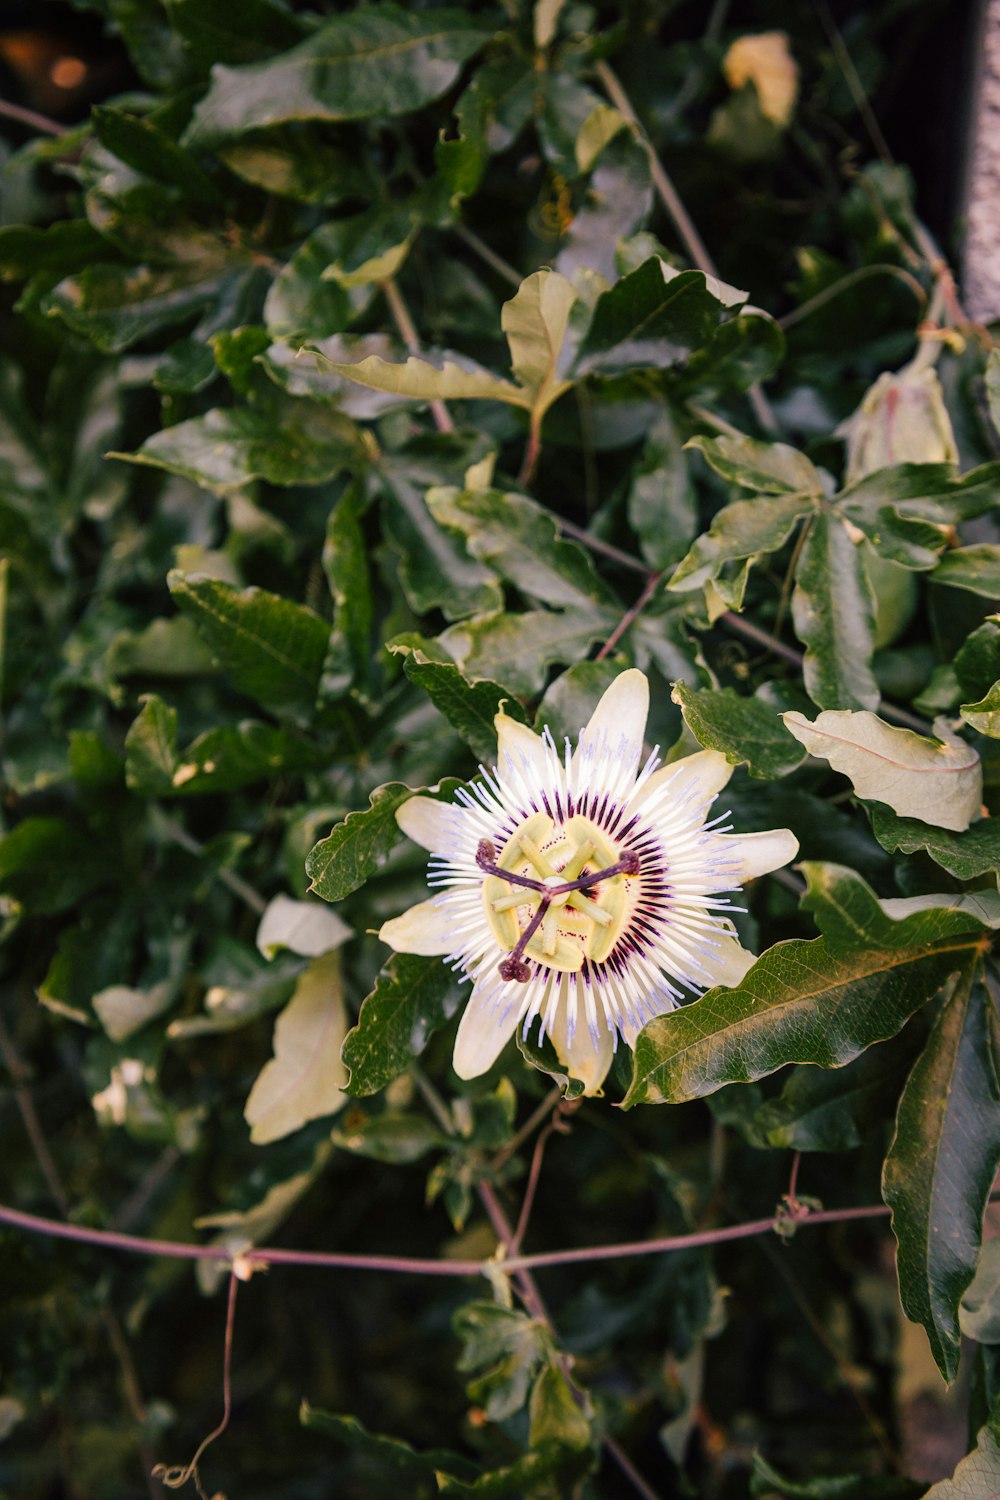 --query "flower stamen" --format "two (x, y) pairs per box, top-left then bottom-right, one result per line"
(478, 839), (641, 983)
